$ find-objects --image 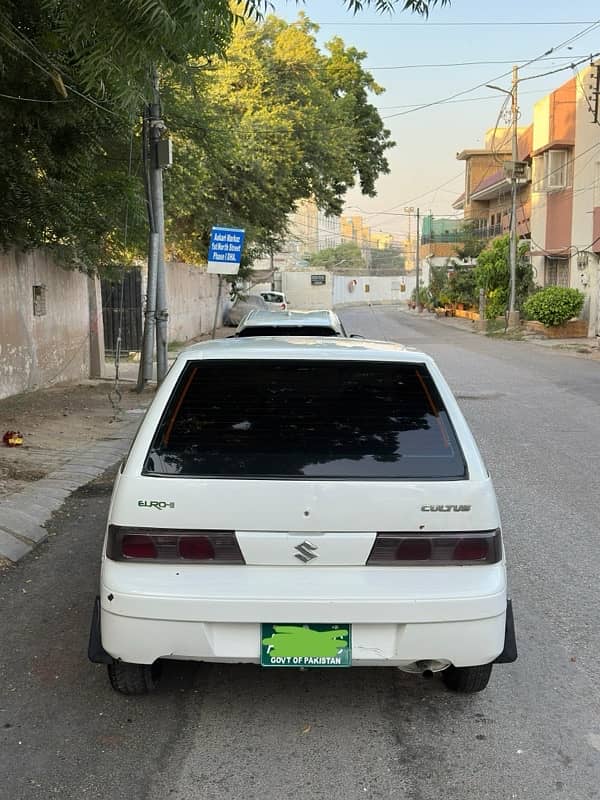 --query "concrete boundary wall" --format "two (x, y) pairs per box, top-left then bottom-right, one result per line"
(333, 274), (415, 308)
(0, 250), (104, 400)
(142, 262), (222, 343)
